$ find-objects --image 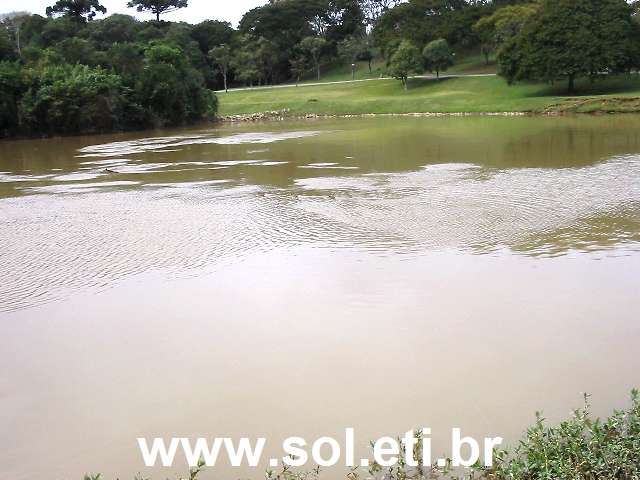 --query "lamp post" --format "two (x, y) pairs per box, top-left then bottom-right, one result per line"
(351, 63), (356, 81)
